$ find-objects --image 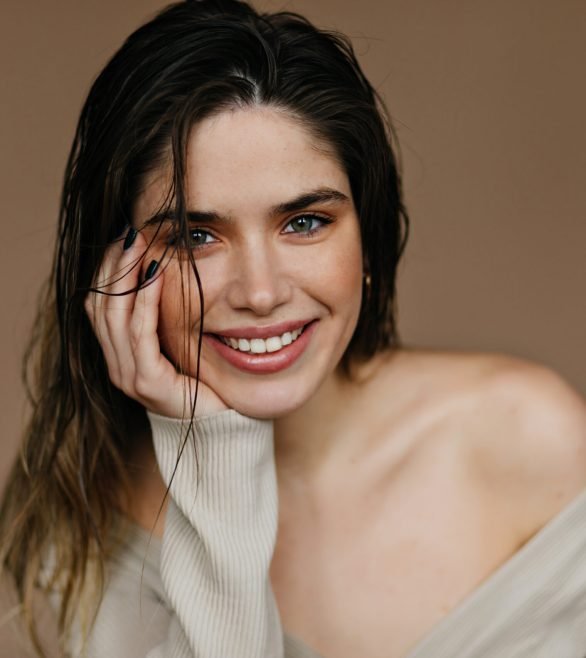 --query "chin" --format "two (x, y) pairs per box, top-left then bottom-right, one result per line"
(216, 378), (316, 420)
